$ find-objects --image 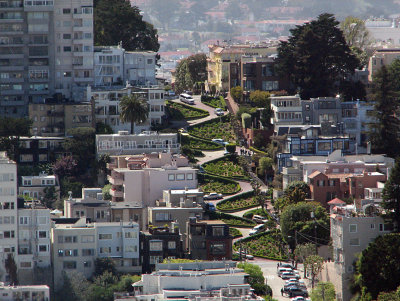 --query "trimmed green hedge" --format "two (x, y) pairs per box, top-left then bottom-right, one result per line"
(229, 228), (243, 238)
(166, 101), (209, 120)
(188, 115), (236, 142)
(199, 174), (241, 195)
(201, 95), (227, 110)
(242, 208), (269, 219)
(234, 231), (288, 260)
(217, 191), (259, 212)
(203, 155), (249, 180)
(249, 146), (269, 156)
(209, 211), (256, 228)
(181, 135), (223, 150)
